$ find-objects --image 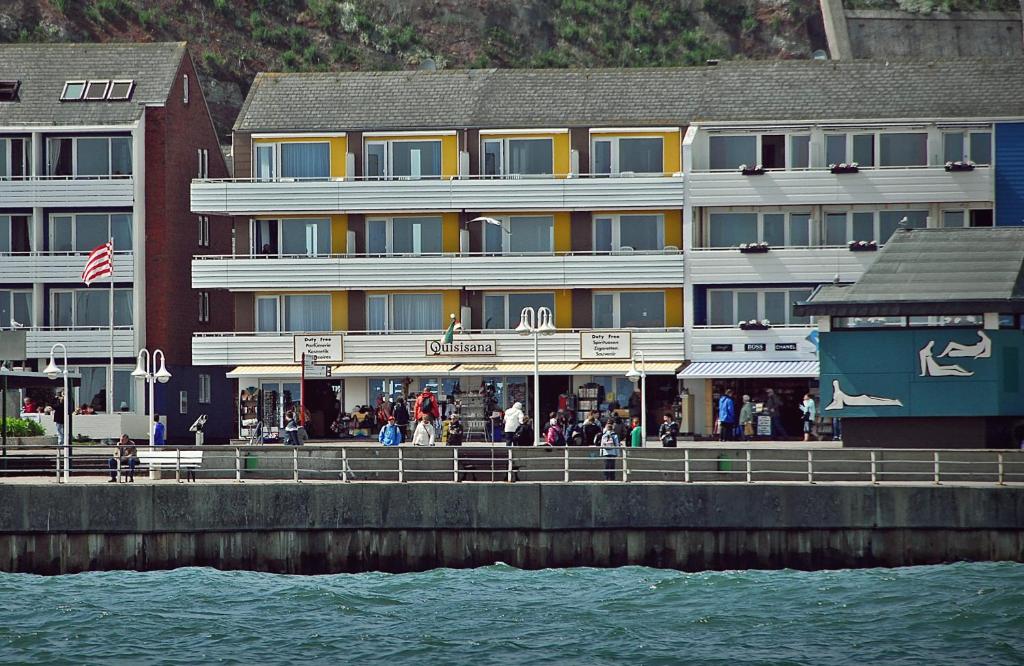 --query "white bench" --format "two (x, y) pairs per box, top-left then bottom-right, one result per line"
(137, 449), (204, 482)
